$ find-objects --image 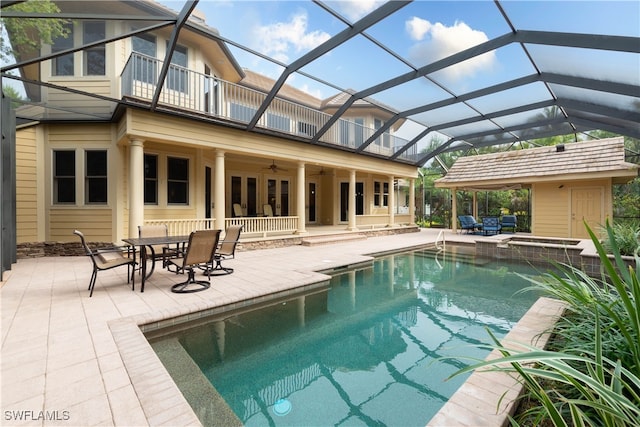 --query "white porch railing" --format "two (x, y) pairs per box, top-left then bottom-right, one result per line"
(226, 216), (298, 237)
(144, 218), (215, 236)
(144, 216), (298, 238)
